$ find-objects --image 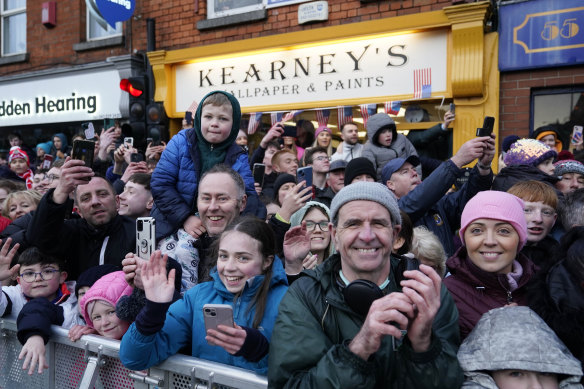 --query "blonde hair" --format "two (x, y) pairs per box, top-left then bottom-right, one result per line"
(2, 190), (42, 219)
(411, 226), (446, 277)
